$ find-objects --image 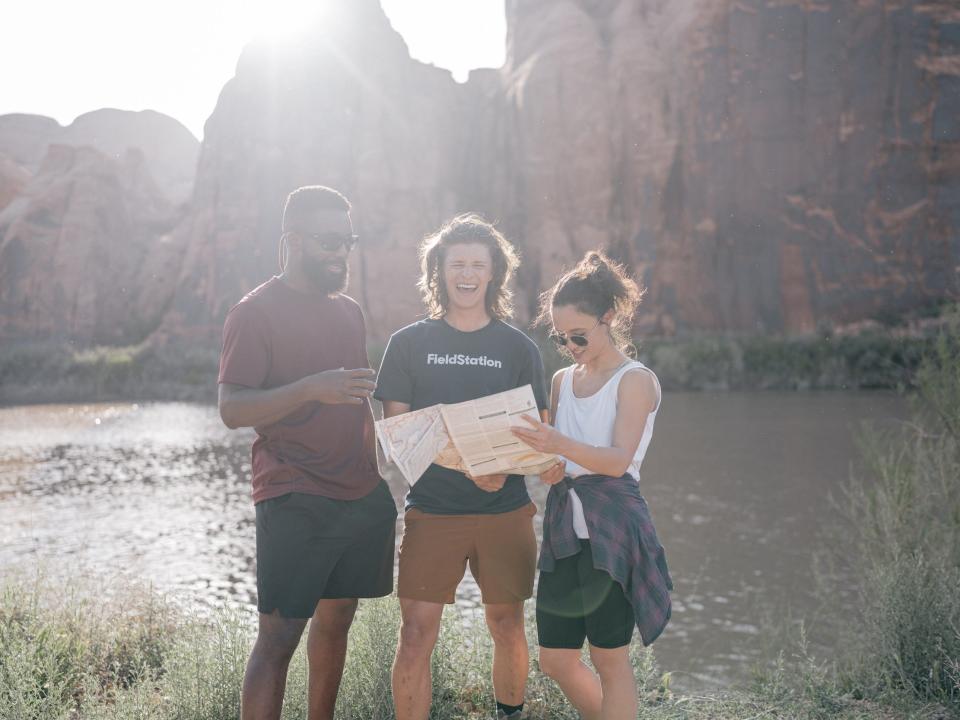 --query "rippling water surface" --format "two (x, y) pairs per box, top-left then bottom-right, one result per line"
(0, 393), (905, 689)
